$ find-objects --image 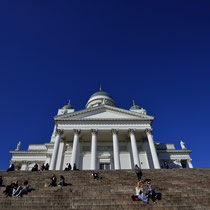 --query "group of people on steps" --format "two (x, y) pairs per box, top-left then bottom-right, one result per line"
(3, 162), (160, 203)
(133, 164), (160, 204)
